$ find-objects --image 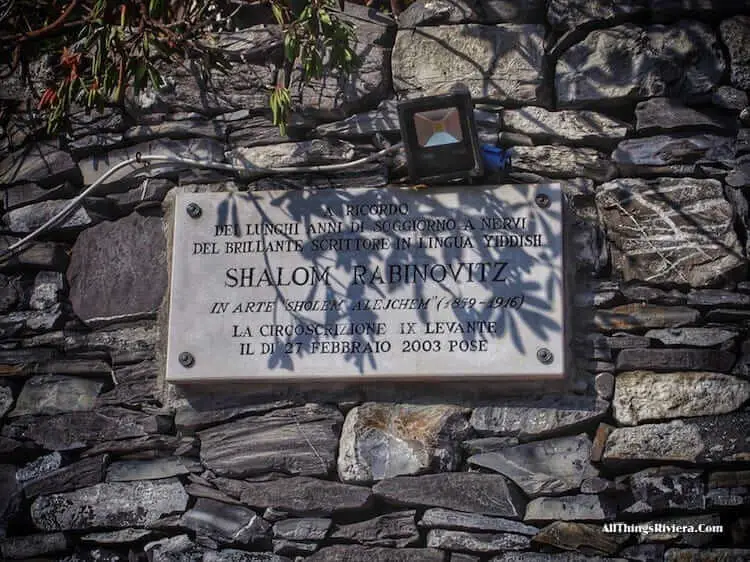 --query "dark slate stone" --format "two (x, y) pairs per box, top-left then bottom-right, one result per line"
(468, 435), (597, 498)
(272, 540), (318, 556)
(605, 334), (651, 349)
(0, 142), (80, 187)
(104, 178), (175, 214)
(106, 457), (196, 482)
(501, 107), (630, 149)
(2, 407), (171, 450)
(67, 213), (167, 325)
(623, 466), (705, 515)
(712, 87), (748, 112)
(470, 395), (608, 440)
(687, 289), (750, 308)
(720, 16), (750, 90)
(621, 285), (686, 305)
(427, 529), (530, 553)
(0, 532), (69, 559)
(174, 391), (294, 433)
(705, 309), (750, 323)
(531, 521), (627, 555)
(199, 404), (342, 478)
(329, 511), (419, 547)
(615, 349), (735, 373)
(9, 375), (104, 417)
(510, 146), (615, 182)
(645, 328), (738, 348)
(596, 178), (745, 286)
(180, 498), (270, 545)
(0, 236), (69, 272)
(273, 518), (331, 541)
(239, 476), (372, 516)
(664, 549), (750, 562)
(392, 24), (547, 106)
(82, 434), (183, 459)
(306, 545), (445, 562)
(479, 0), (545, 23)
(16, 452), (62, 482)
(612, 134), (735, 177)
(63, 322), (158, 365)
(81, 528), (154, 544)
(373, 473), (526, 518)
(603, 412), (750, 467)
(31, 478), (188, 531)
(524, 495), (617, 524)
(620, 544), (666, 561)
(419, 508), (539, 535)
(23, 455), (108, 498)
(547, 0), (647, 32)
(1, 465), (21, 534)
(2, 181), (78, 211)
(635, 98), (737, 136)
(557, 22), (724, 107)
(398, 0), (477, 27)
(593, 305), (700, 332)
(462, 437), (520, 455)
(0, 383), (13, 419)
